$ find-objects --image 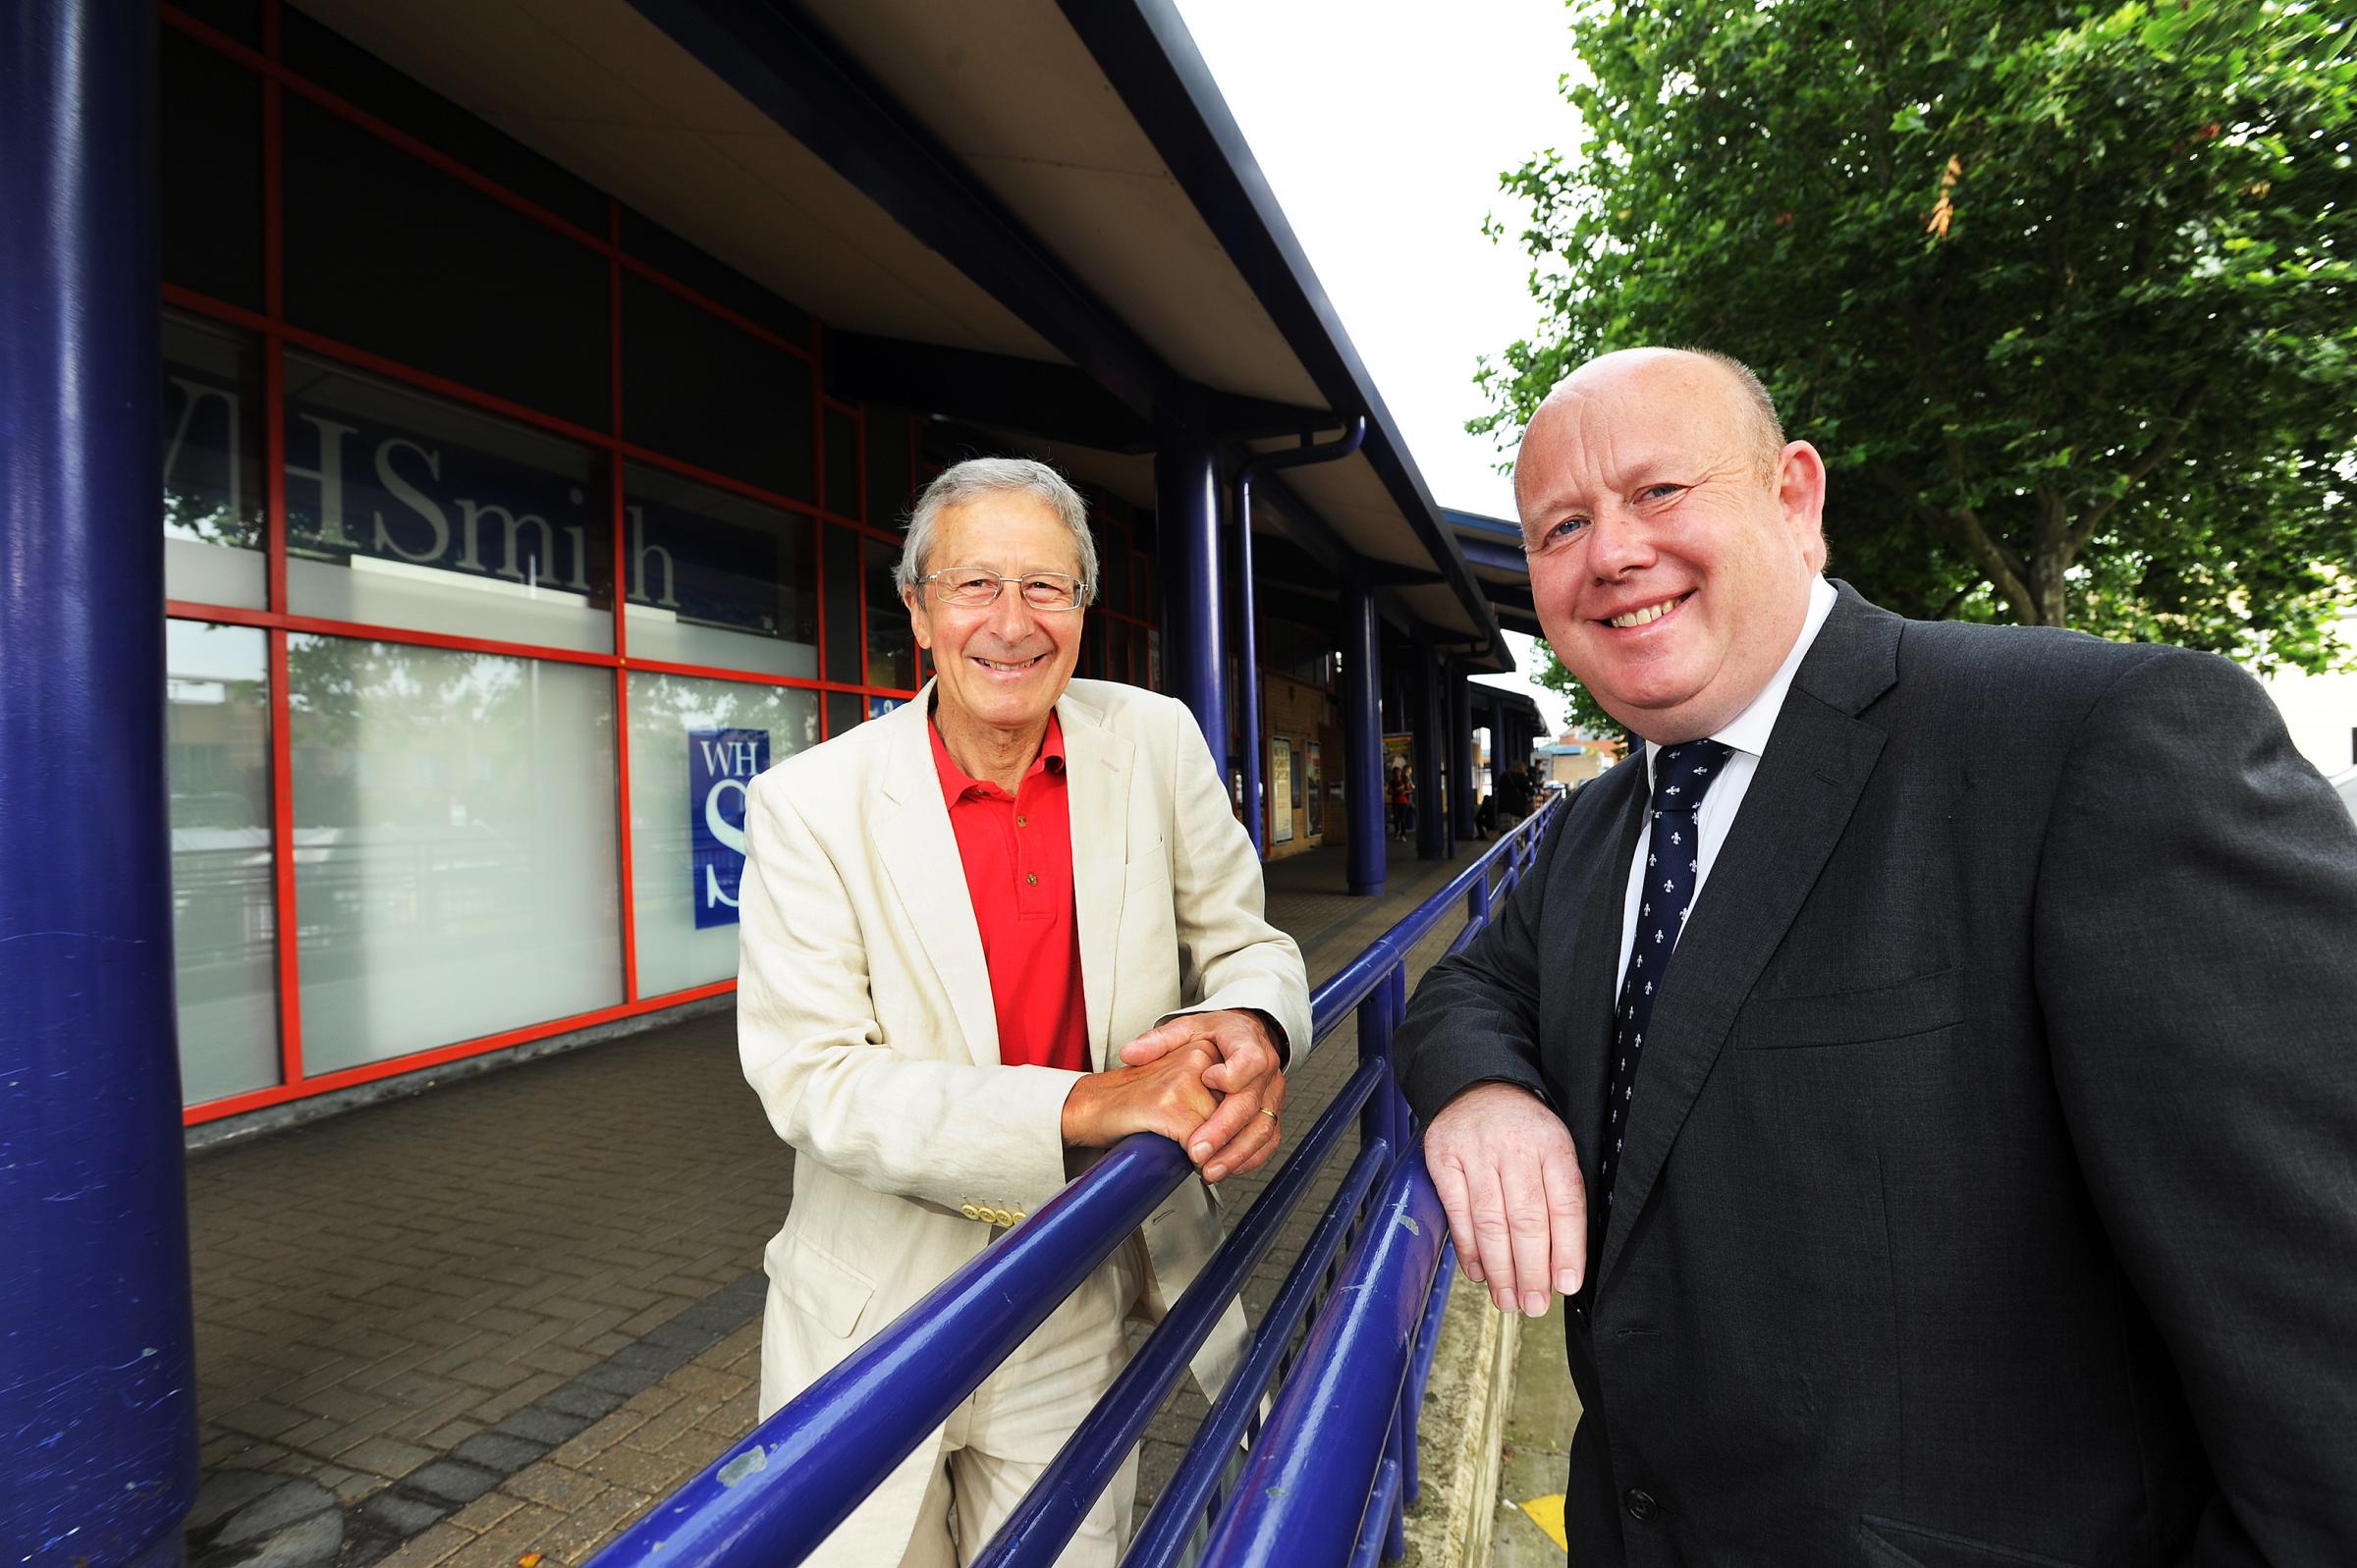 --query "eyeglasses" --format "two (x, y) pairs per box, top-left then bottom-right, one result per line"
(919, 568), (1088, 611)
